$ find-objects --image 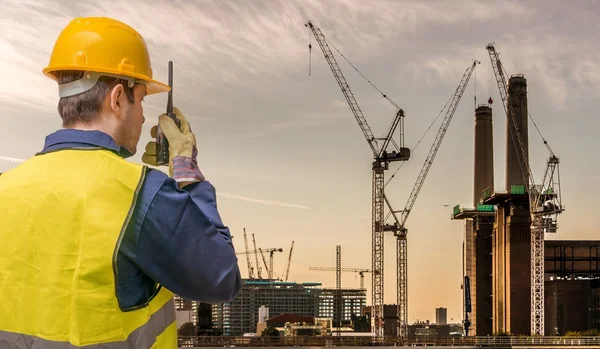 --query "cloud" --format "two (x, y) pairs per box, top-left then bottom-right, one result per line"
(0, 0), (537, 112)
(218, 192), (310, 210)
(401, 13), (600, 110)
(238, 110), (346, 140)
(573, 53), (600, 98)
